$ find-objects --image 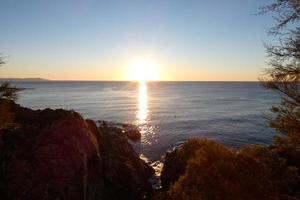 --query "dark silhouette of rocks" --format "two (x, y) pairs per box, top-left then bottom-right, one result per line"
(121, 123), (141, 141)
(160, 148), (186, 191)
(97, 122), (142, 141)
(0, 100), (154, 200)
